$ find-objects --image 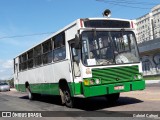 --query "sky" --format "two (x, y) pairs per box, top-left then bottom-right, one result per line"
(0, 0), (159, 80)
